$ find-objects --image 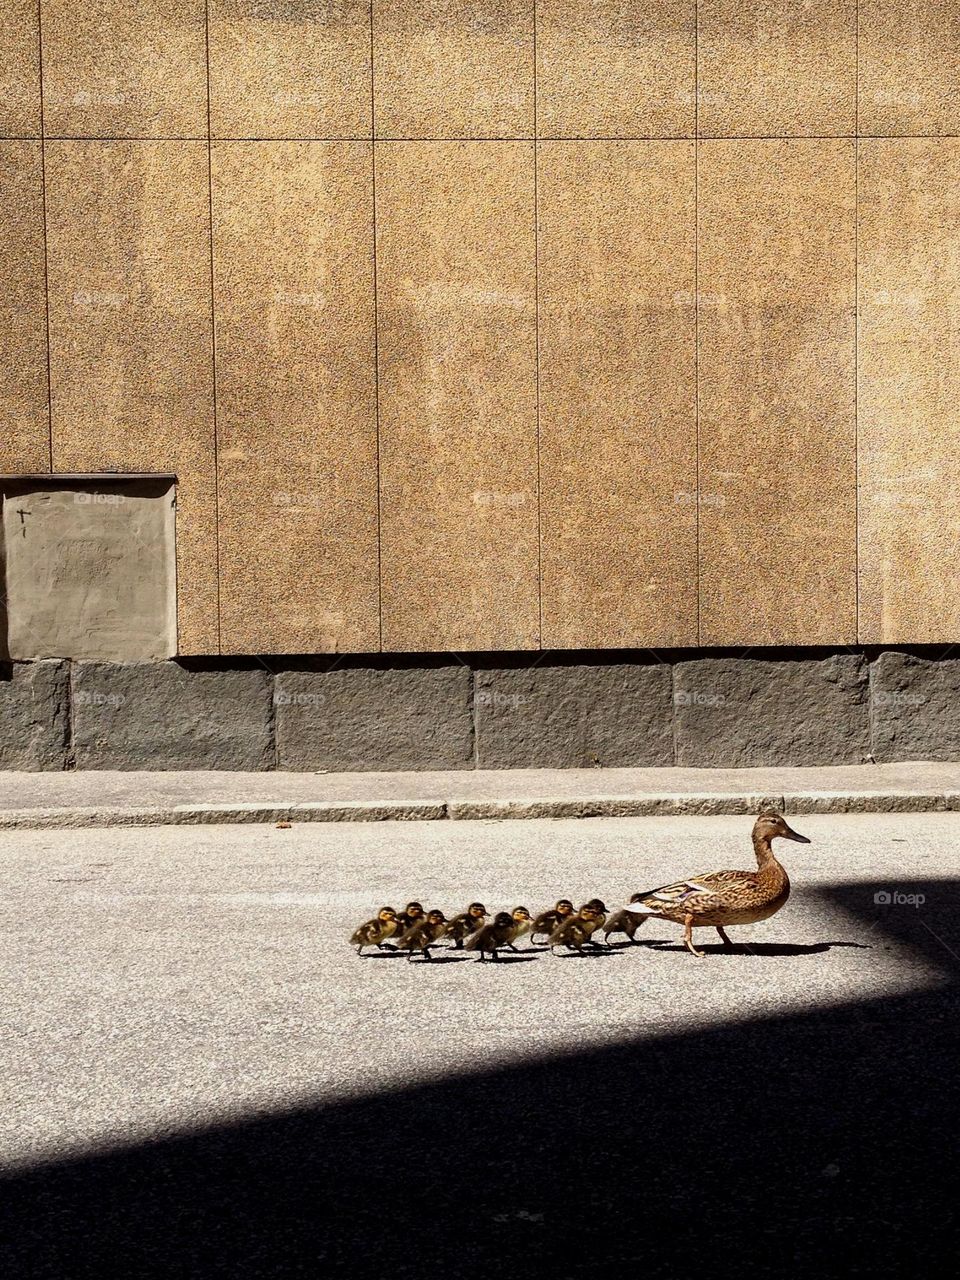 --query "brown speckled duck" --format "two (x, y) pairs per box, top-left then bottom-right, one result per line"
(623, 811), (810, 958)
